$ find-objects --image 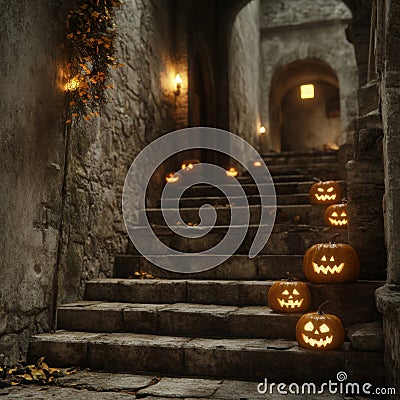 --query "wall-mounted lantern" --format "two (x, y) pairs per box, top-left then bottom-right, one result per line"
(300, 84), (315, 99)
(259, 126), (267, 135)
(174, 73), (183, 96)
